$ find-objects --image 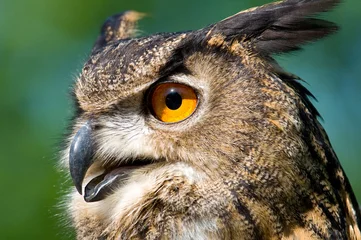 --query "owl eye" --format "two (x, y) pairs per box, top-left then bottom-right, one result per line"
(149, 83), (198, 123)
